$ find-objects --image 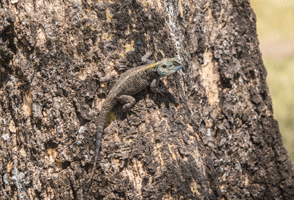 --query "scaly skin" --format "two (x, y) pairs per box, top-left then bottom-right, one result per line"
(87, 57), (182, 190)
